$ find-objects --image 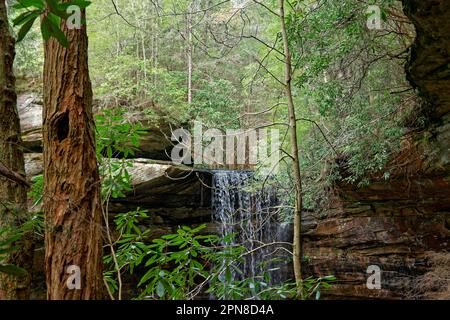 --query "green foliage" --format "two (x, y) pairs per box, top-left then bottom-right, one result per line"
(96, 108), (144, 158)
(270, 0), (414, 210)
(103, 208), (151, 295)
(13, 24), (43, 79)
(137, 225), (216, 299)
(28, 174), (43, 206)
(13, 0), (91, 47)
(0, 227), (28, 277)
(96, 108), (145, 199)
(190, 77), (241, 130)
(104, 212), (335, 300)
(0, 264), (27, 277)
(12, 0), (412, 299)
(0, 211), (45, 276)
